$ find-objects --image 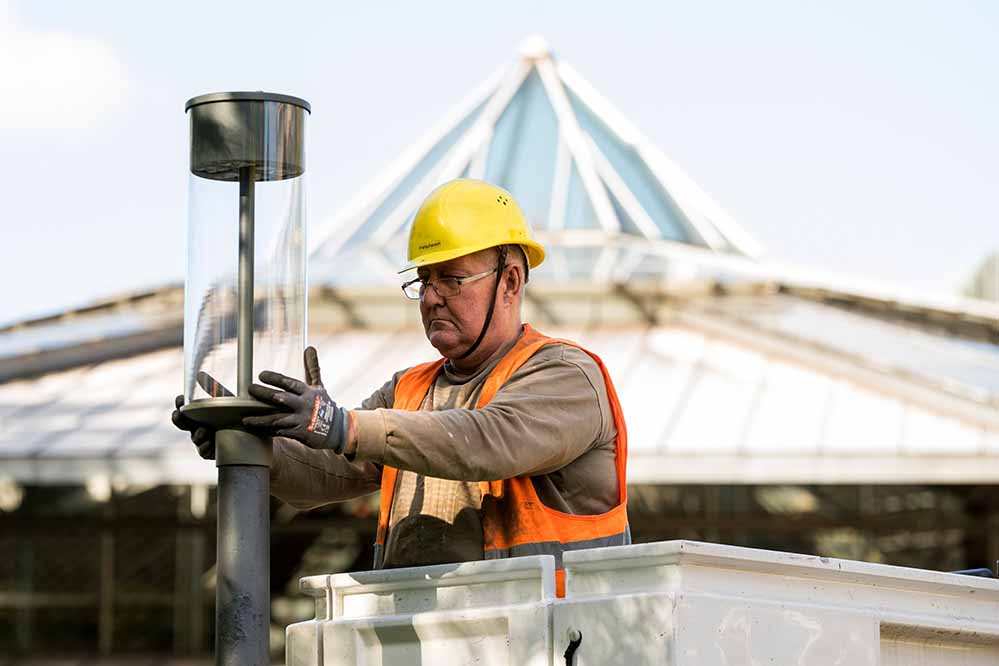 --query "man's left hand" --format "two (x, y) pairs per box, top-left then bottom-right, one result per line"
(243, 346), (349, 453)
